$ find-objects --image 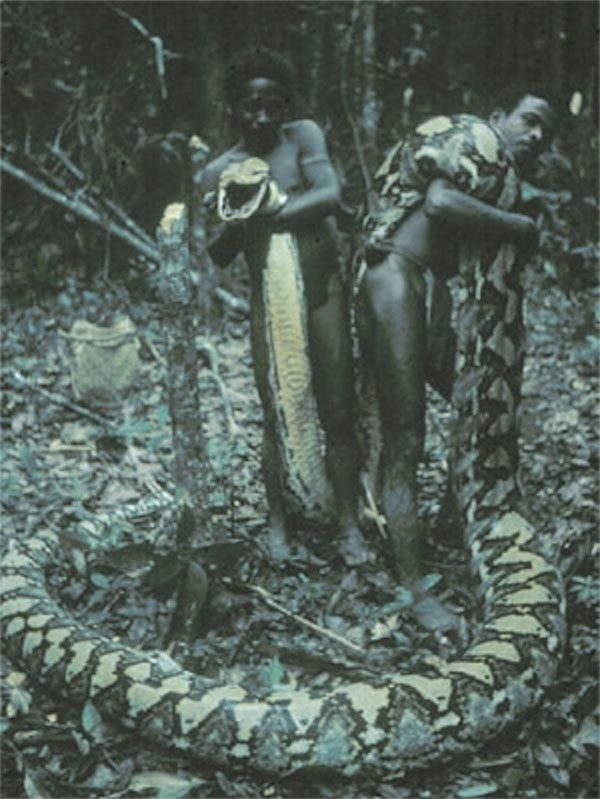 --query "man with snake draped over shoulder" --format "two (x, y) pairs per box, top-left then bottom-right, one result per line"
(200, 49), (368, 566)
(355, 94), (555, 583)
